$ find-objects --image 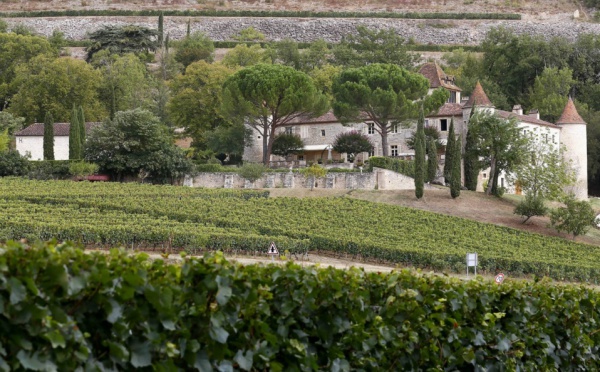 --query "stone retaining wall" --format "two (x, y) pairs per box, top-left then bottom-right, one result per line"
(4, 15), (599, 45)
